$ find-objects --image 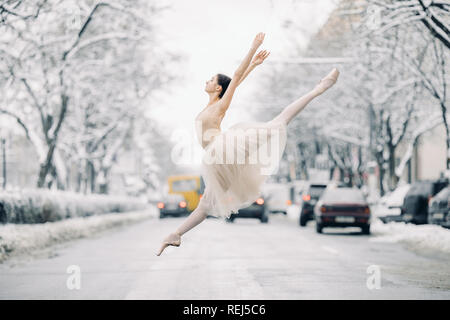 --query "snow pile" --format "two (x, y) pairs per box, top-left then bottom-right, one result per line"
(0, 207), (157, 263)
(0, 188), (148, 224)
(370, 219), (450, 256)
